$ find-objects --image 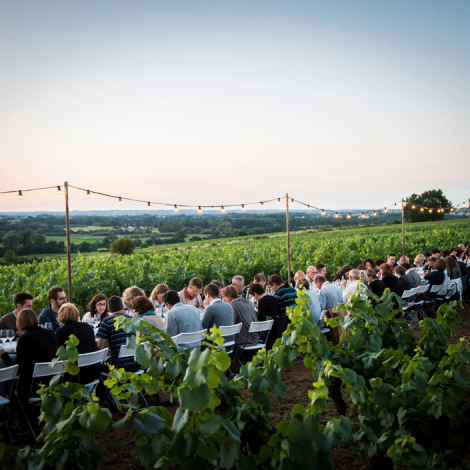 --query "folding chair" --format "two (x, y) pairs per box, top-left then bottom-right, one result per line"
(18, 360), (66, 439)
(423, 284), (443, 314)
(237, 320), (274, 365)
(0, 365), (18, 444)
(175, 329), (207, 348)
(400, 288), (420, 328)
(77, 348), (108, 392)
(218, 323), (242, 376)
(413, 284), (430, 319)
